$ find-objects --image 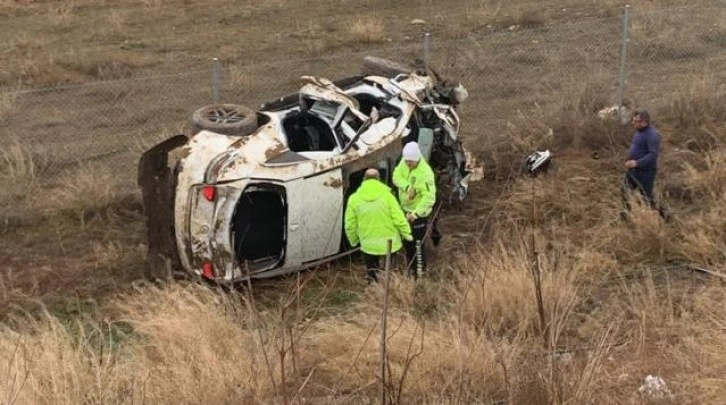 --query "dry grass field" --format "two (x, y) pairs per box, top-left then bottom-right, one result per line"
(1, 0), (725, 404)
